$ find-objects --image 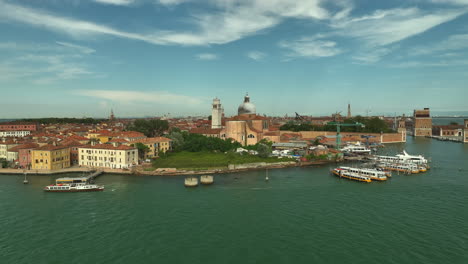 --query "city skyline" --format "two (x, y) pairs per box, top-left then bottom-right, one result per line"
(1, 0), (468, 118)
